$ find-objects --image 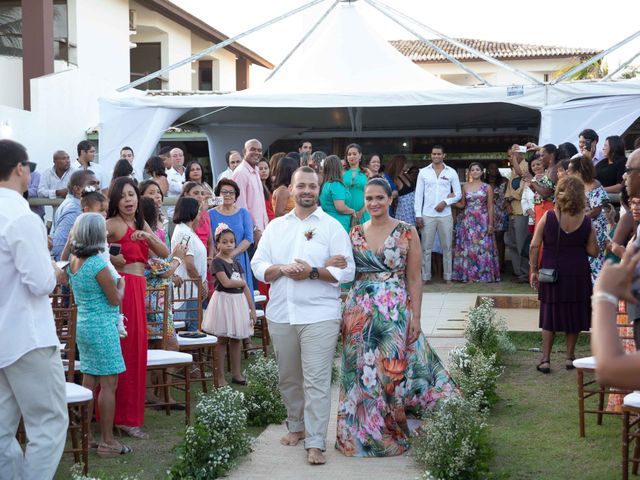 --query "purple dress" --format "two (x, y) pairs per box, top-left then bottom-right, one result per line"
(452, 184), (500, 282)
(538, 211), (592, 333)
